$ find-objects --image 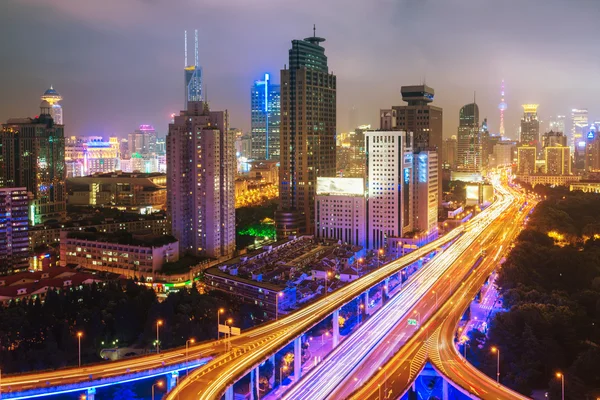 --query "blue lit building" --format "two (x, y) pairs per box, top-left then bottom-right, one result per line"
(0, 187), (30, 274)
(184, 30), (203, 110)
(251, 73), (281, 160)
